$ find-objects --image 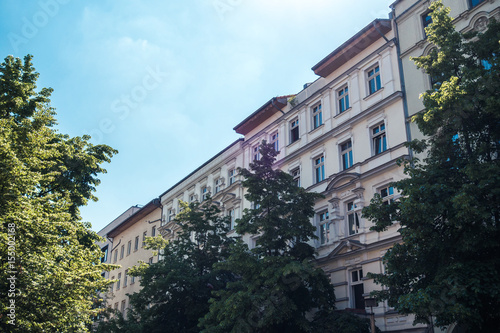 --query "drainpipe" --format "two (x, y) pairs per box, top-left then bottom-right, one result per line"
(390, 7), (414, 163)
(271, 97), (286, 115)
